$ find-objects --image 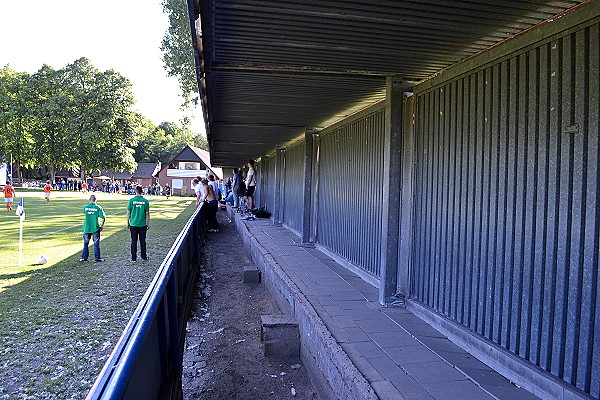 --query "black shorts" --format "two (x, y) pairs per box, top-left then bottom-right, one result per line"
(245, 186), (255, 197)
